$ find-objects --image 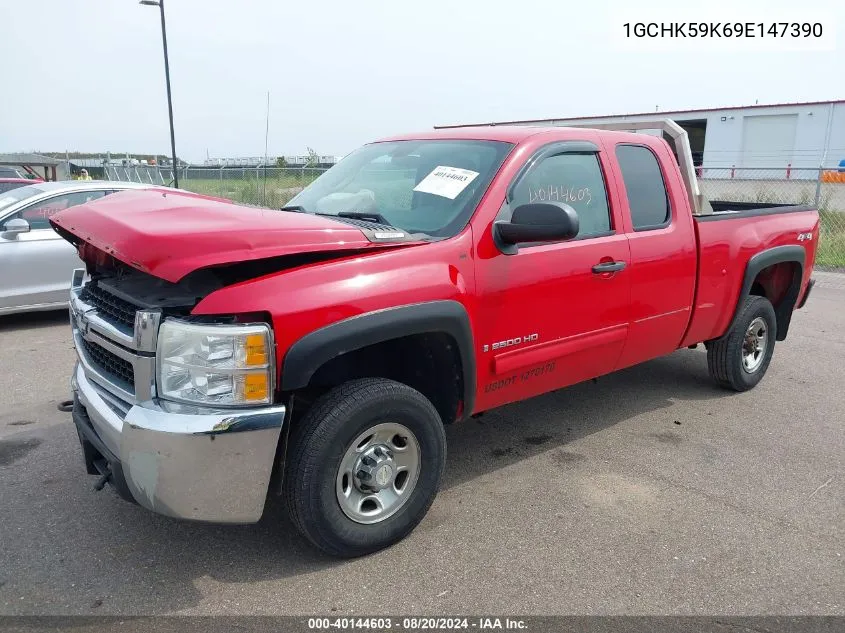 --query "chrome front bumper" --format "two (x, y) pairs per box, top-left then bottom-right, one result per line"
(68, 270), (286, 522)
(70, 270), (285, 523)
(72, 363), (286, 523)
